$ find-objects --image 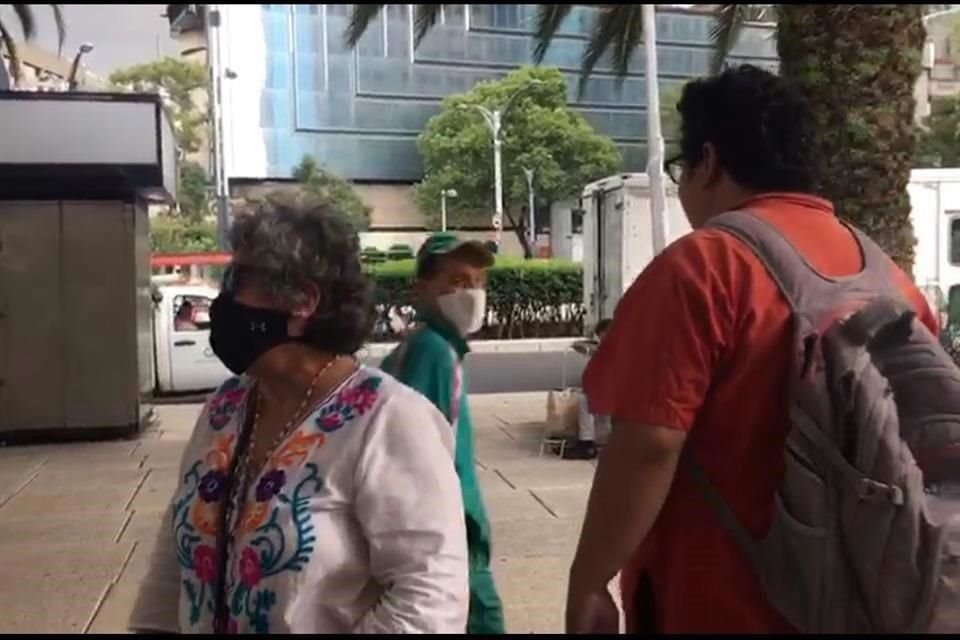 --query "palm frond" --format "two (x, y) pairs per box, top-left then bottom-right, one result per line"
(345, 4), (386, 48)
(0, 20), (22, 82)
(532, 4), (576, 64)
(413, 4), (444, 48)
(579, 6), (643, 97)
(49, 4), (66, 55)
(10, 4), (35, 39)
(710, 4), (769, 75)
